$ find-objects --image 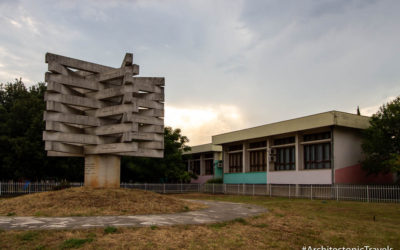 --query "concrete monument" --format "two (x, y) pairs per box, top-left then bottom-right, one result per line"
(43, 53), (164, 188)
